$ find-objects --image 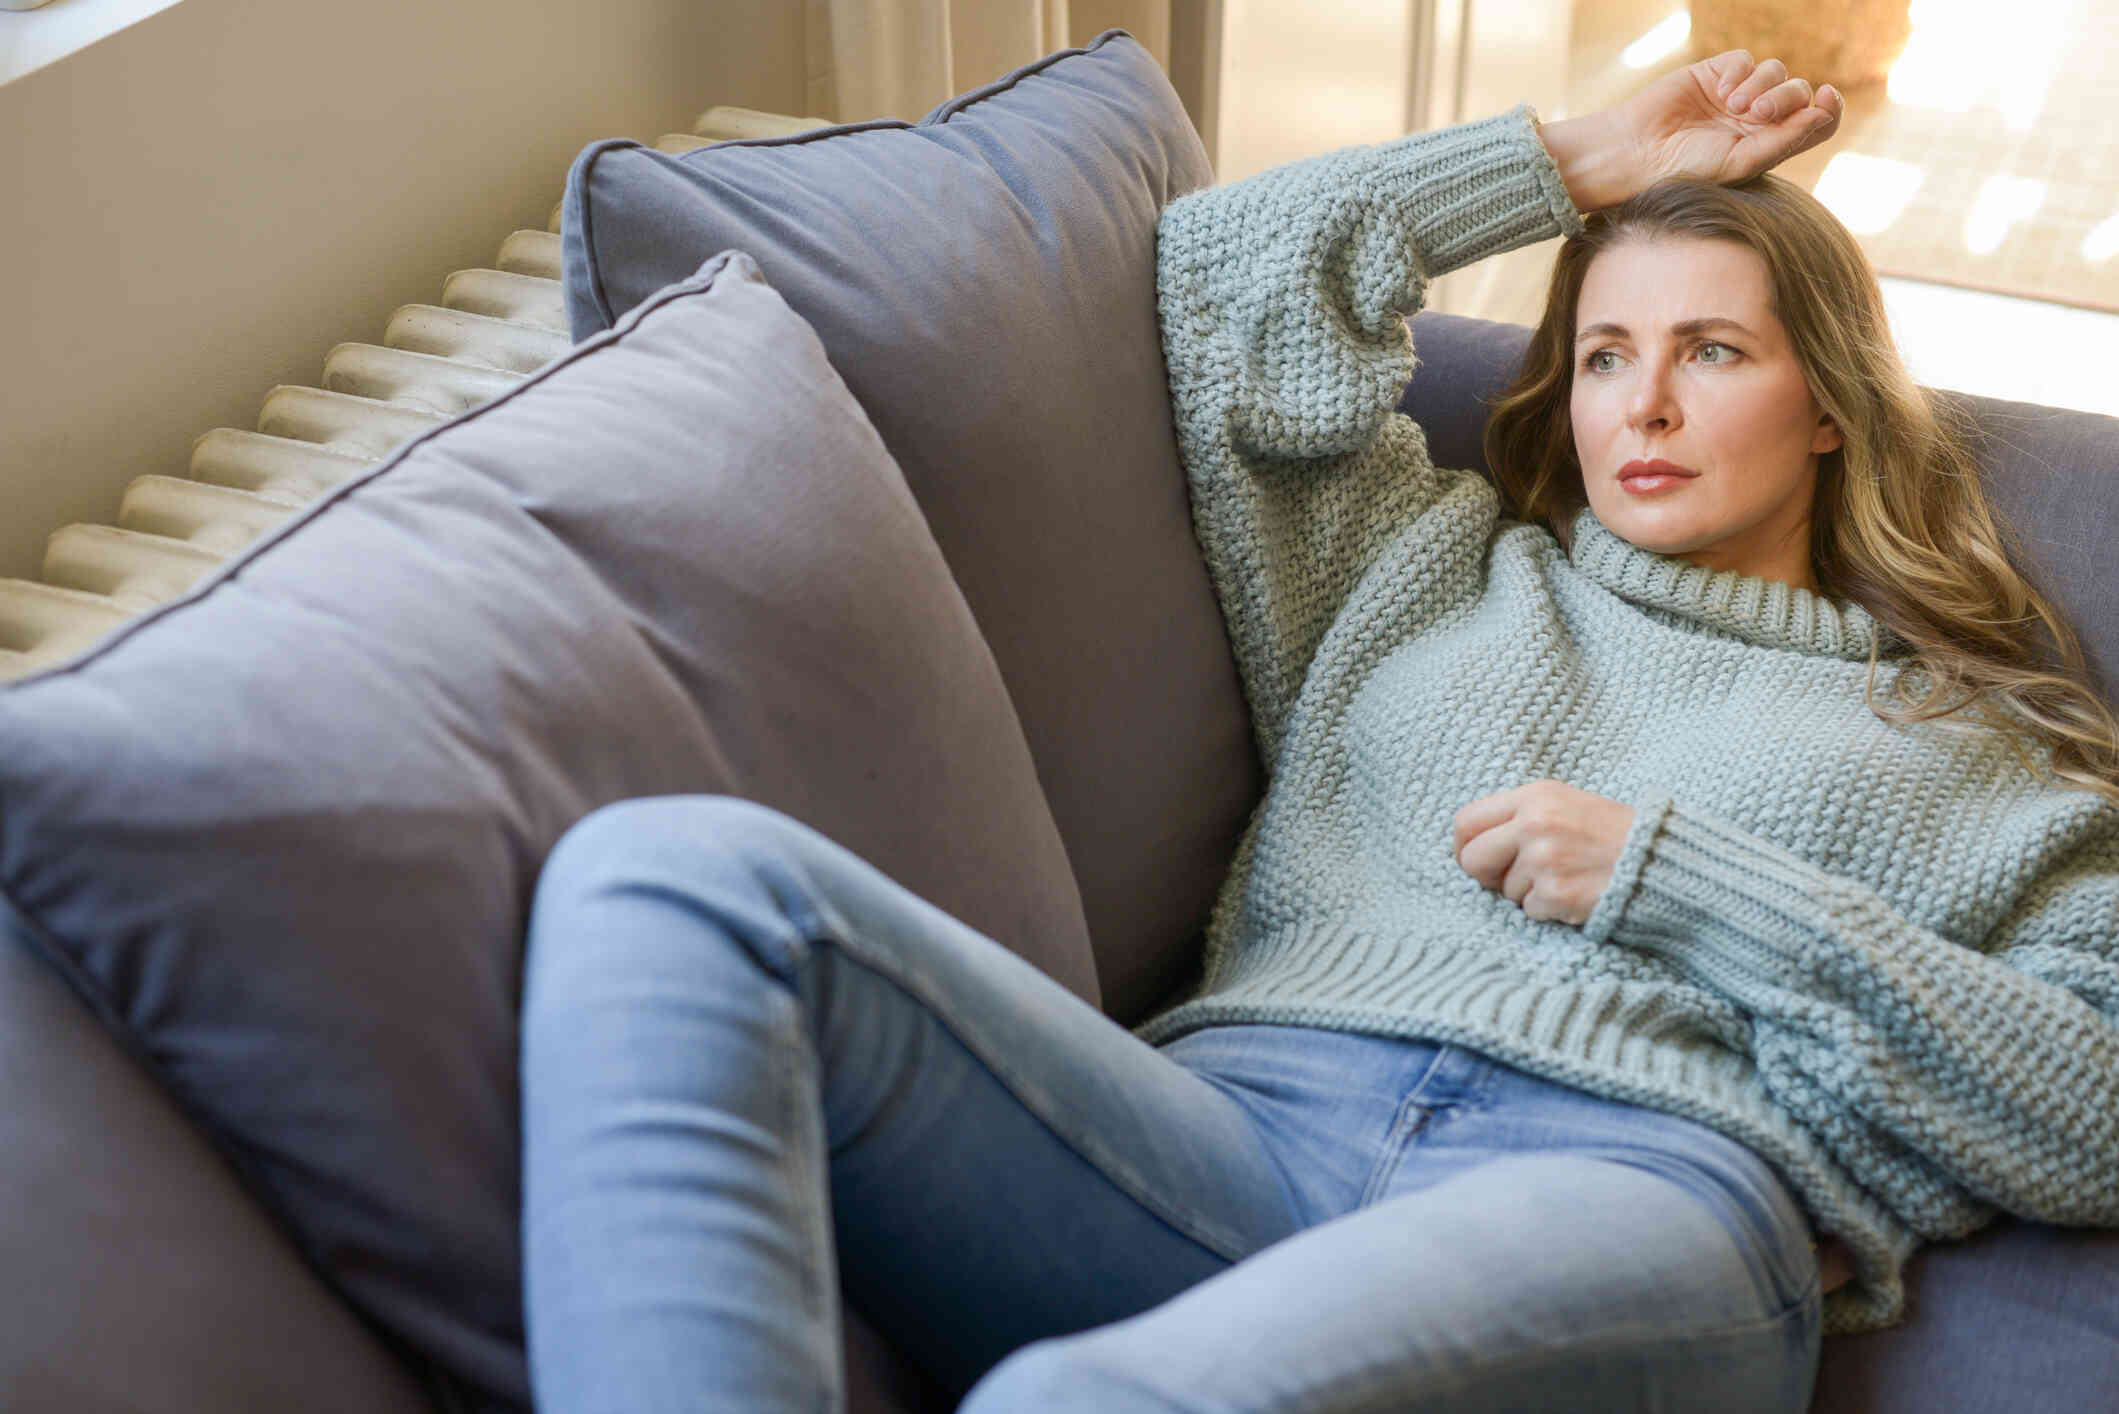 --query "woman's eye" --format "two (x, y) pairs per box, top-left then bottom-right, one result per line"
(1581, 342), (1737, 374)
